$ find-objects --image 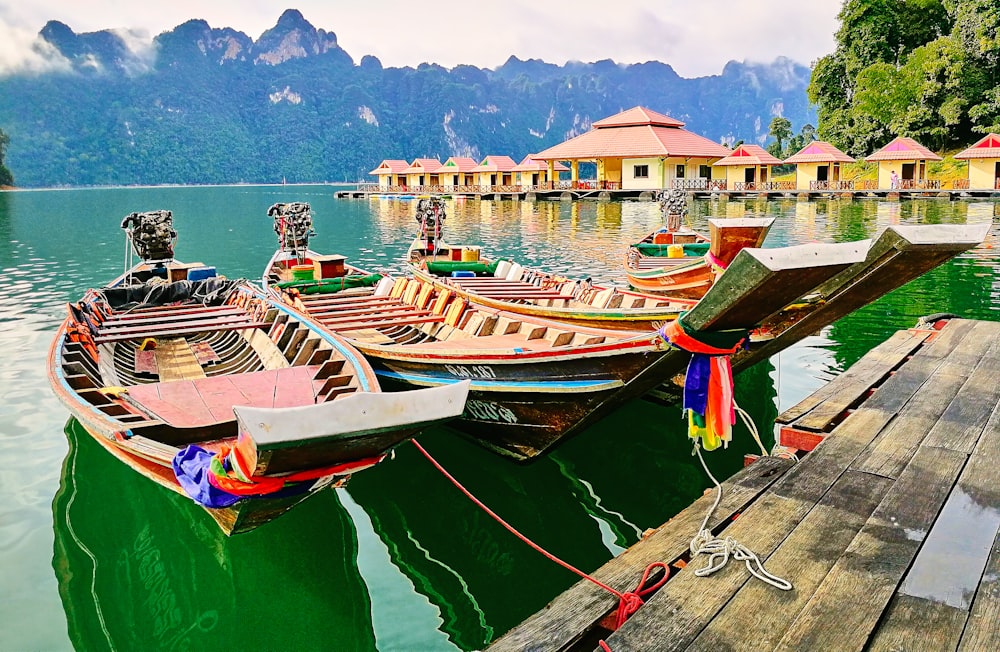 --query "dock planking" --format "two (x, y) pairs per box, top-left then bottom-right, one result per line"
(488, 318), (1000, 651)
